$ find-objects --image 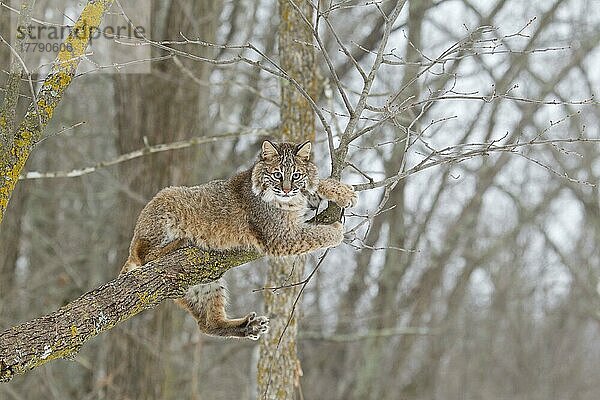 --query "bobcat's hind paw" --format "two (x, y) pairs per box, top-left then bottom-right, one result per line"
(243, 312), (270, 340)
